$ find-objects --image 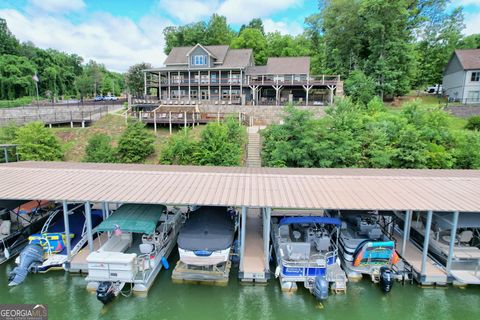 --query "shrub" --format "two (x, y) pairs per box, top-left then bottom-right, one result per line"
(466, 116), (480, 131)
(159, 128), (198, 165)
(14, 122), (63, 161)
(0, 122), (18, 143)
(84, 133), (116, 163)
(116, 120), (155, 163)
(196, 122), (244, 166)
